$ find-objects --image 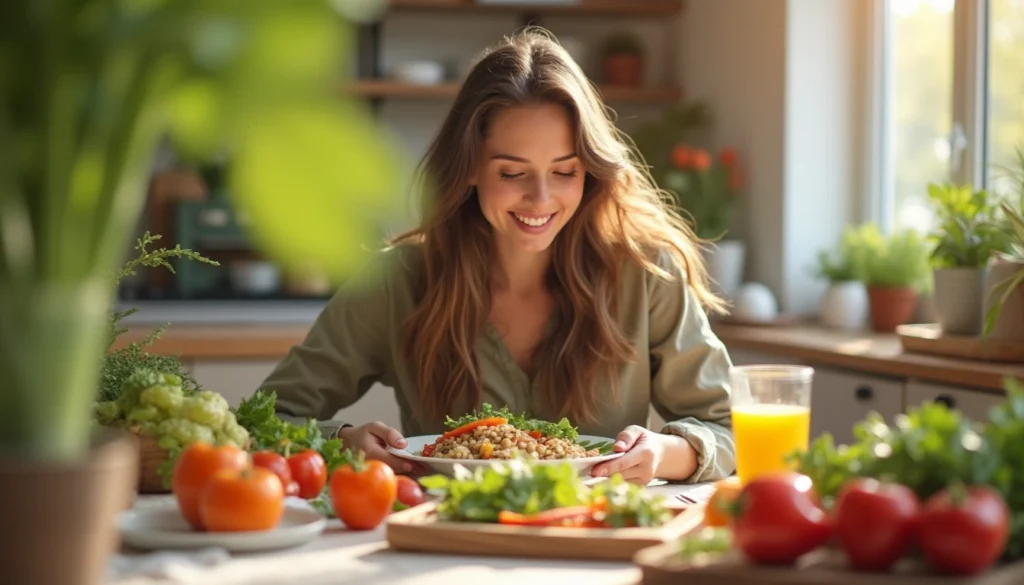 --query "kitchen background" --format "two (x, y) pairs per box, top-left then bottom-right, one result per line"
(114, 0), (1024, 440)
